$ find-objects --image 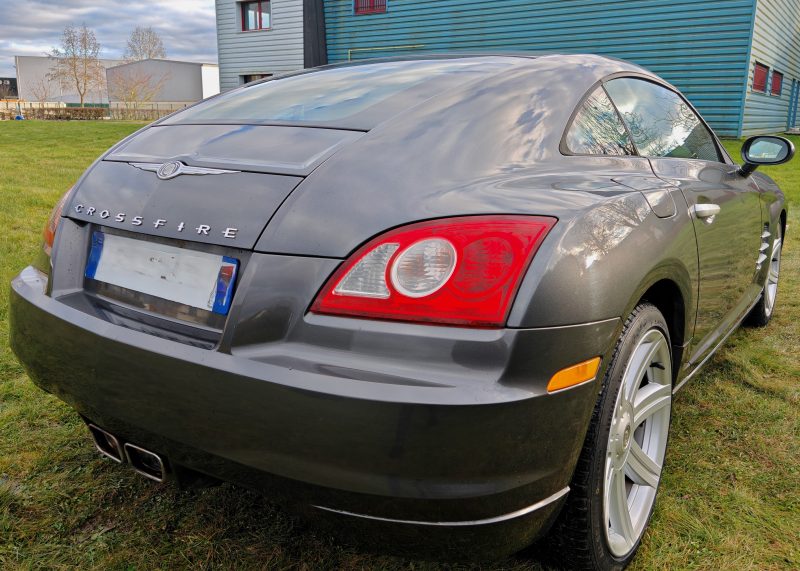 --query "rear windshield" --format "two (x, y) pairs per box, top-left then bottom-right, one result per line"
(164, 58), (518, 129)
